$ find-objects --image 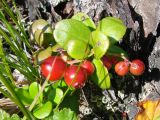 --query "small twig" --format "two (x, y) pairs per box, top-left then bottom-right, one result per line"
(67, 59), (82, 65)
(81, 88), (89, 106)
